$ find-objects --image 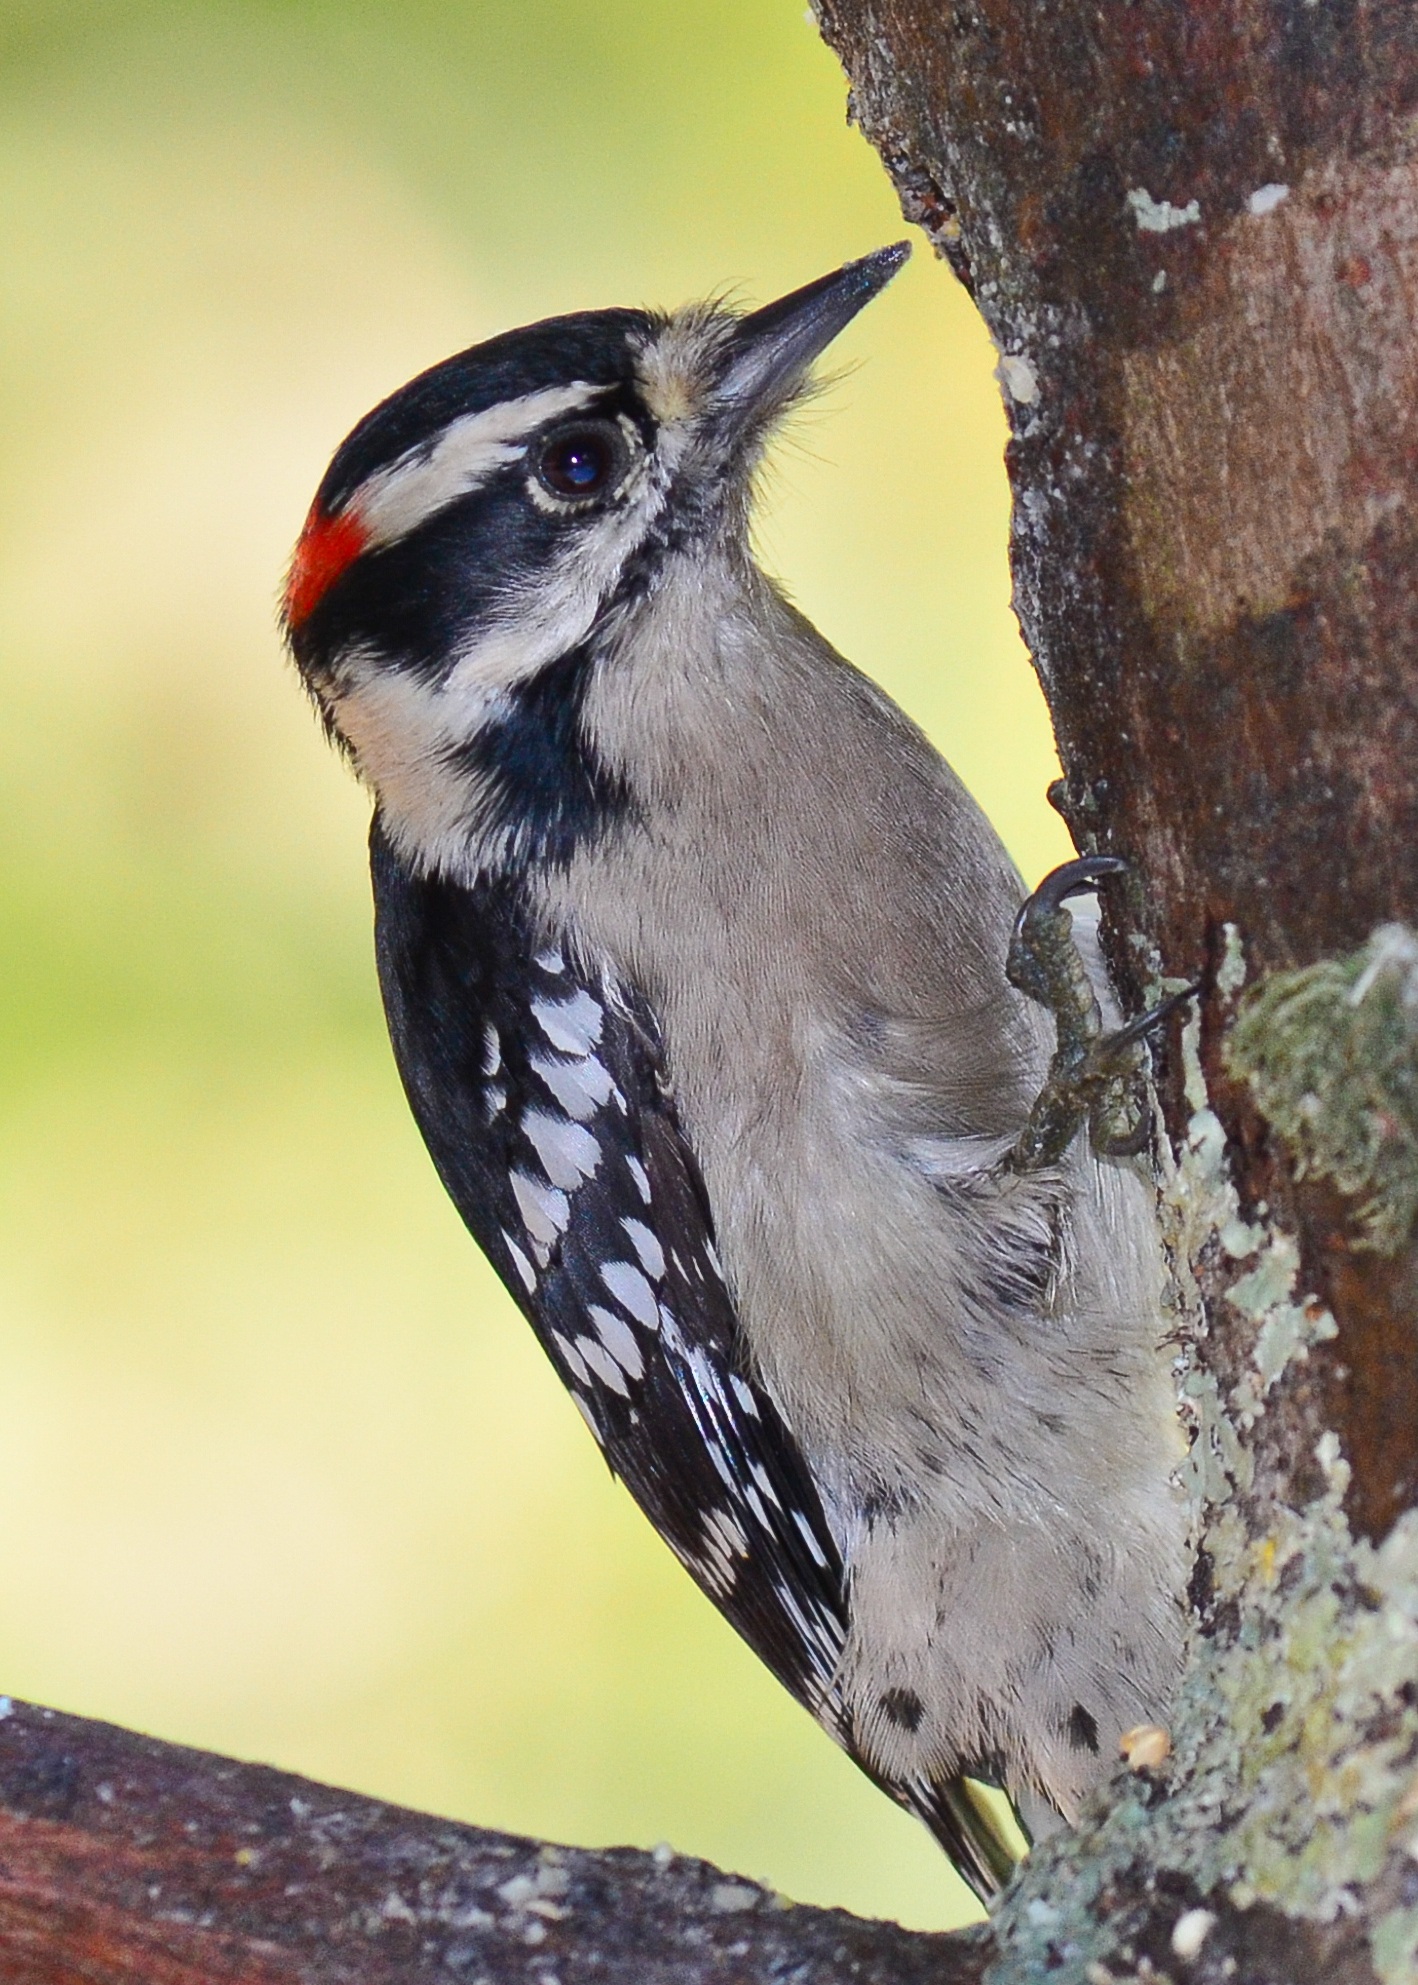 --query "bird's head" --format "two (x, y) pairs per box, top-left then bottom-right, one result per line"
(282, 243), (908, 874)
